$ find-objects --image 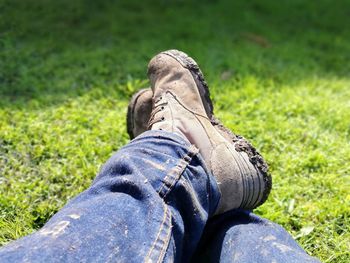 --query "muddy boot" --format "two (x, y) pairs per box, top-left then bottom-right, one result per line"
(131, 50), (271, 214)
(127, 89), (153, 139)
